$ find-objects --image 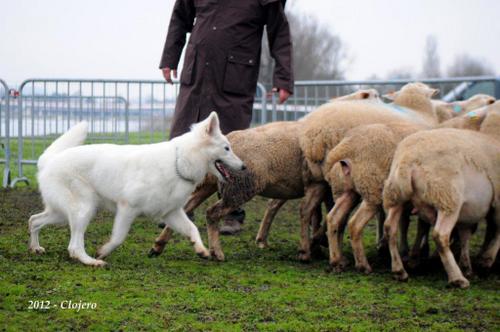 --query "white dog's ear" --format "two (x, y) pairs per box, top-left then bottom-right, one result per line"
(206, 111), (220, 136)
